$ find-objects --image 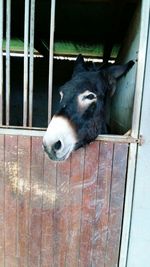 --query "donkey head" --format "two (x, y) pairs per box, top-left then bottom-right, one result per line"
(43, 55), (134, 161)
